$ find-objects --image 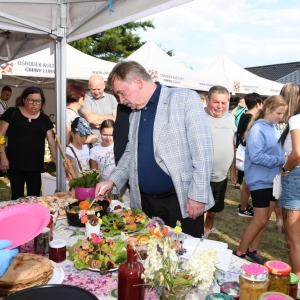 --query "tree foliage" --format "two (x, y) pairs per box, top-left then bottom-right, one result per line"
(69, 20), (174, 62)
